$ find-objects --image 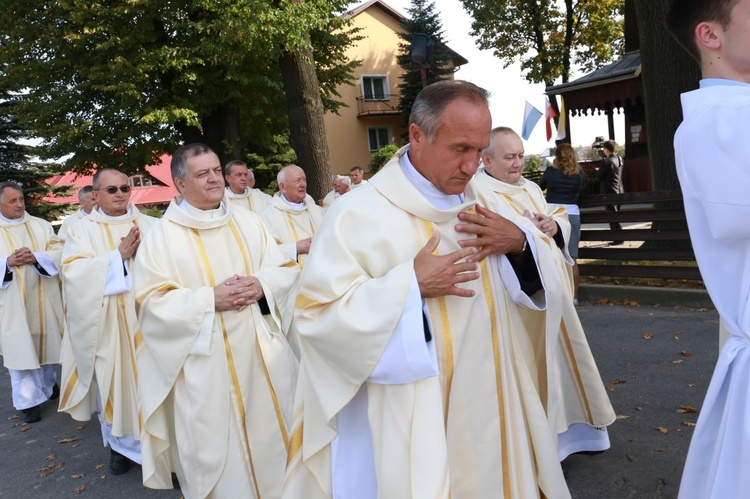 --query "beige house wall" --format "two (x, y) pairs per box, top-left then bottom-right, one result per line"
(324, 5), (409, 177)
